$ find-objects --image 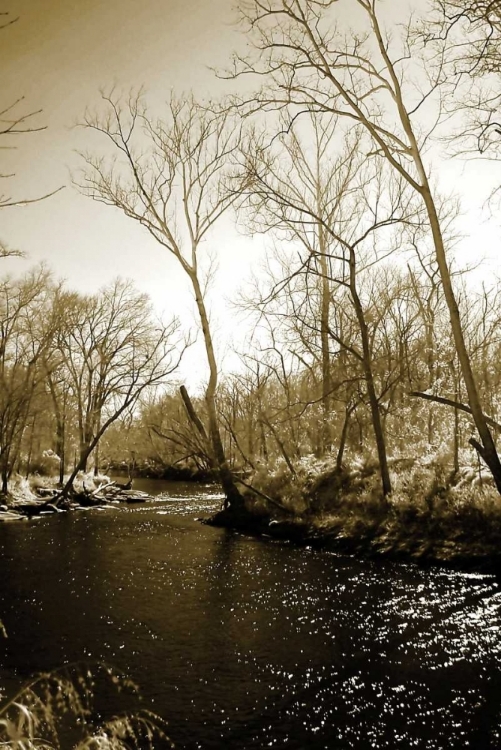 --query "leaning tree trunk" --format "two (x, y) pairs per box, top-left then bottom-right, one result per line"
(387, 51), (501, 493)
(422, 187), (501, 493)
(191, 273), (246, 513)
